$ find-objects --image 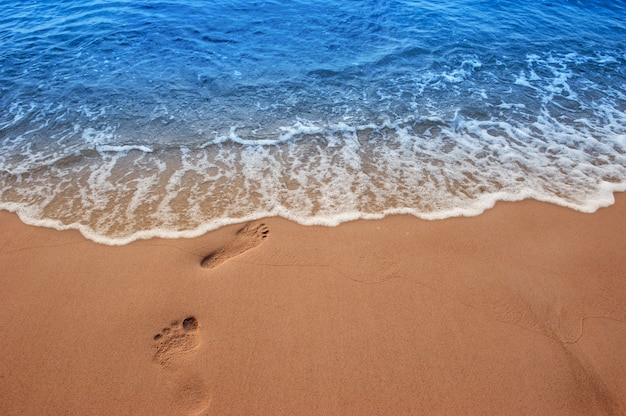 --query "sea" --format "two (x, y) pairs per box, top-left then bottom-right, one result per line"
(1, 0), (625, 244)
